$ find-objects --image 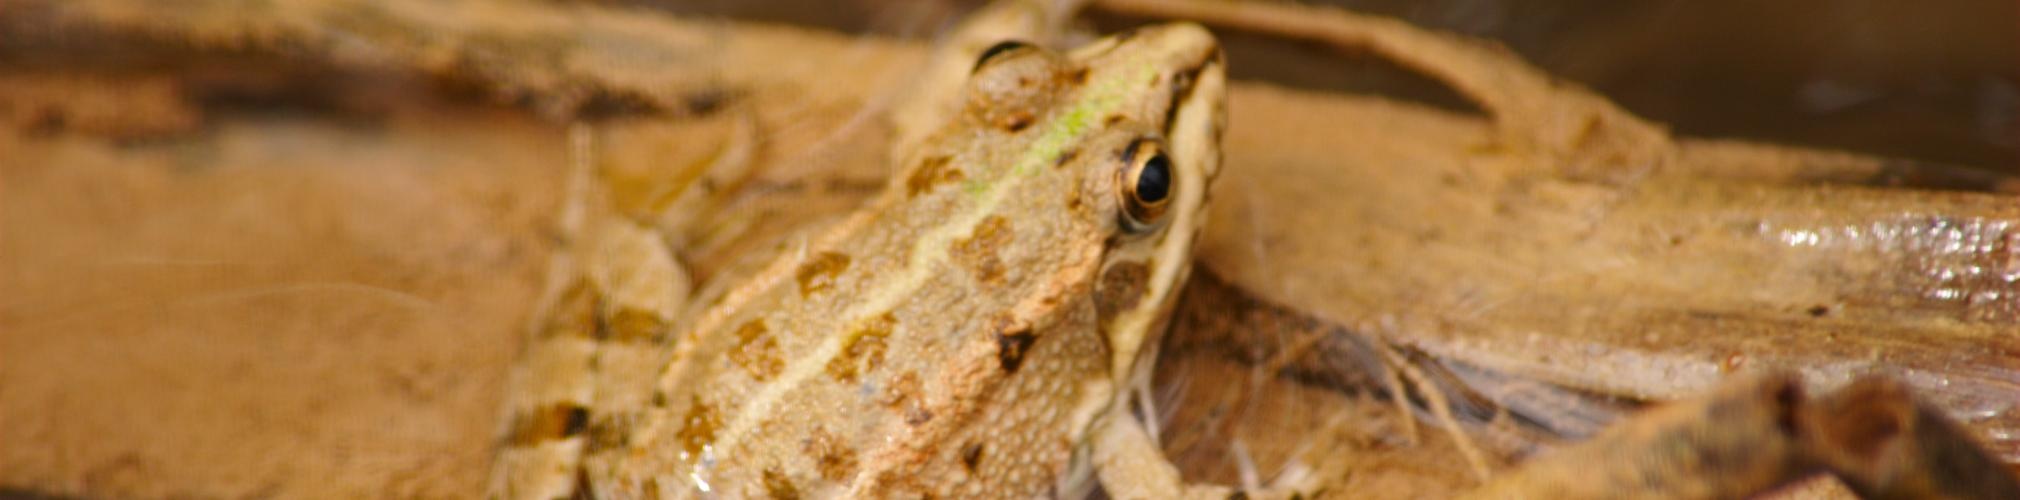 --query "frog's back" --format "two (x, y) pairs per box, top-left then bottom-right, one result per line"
(589, 114), (1123, 497)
